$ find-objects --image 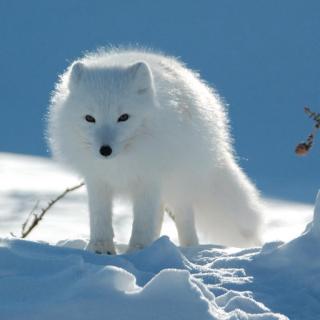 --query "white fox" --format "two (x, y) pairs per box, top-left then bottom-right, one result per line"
(48, 49), (263, 254)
